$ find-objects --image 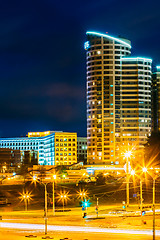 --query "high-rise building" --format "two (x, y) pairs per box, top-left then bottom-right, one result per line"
(121, 57), (152, 164)
(85, 31), (131, 164)
(152, 66), (160, 132)
(85, 31), (152, 165)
